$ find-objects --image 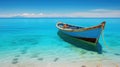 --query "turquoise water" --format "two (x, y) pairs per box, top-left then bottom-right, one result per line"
(0, 18), (120, 64)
